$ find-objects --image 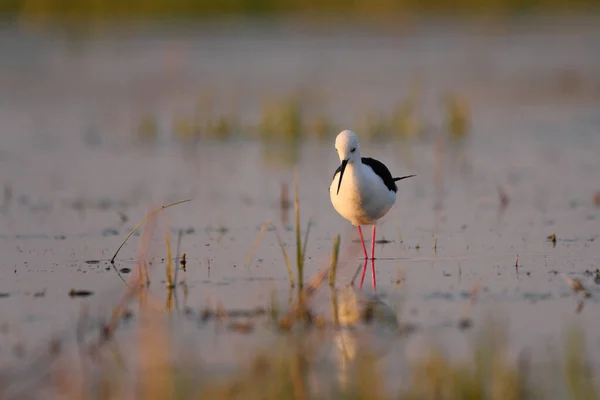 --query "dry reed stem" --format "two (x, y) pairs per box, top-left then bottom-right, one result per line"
(110, 199), (191, 264)
(135, 207), (159, 287)
(272, 222), (295, 287)
(142, 261), (150, 287)
(294, 169), (304, 288)
(137, 261), (144, 287)
(174, 229), (183, 285)
(165, 231), (175, 289)
(244, 219), (271, 269)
